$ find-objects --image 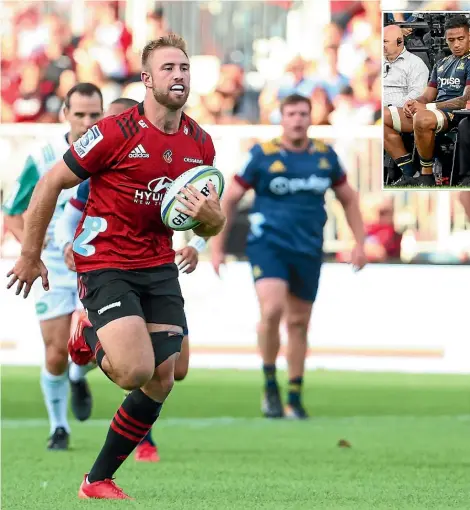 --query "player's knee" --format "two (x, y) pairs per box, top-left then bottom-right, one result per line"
(286, 315), (309, 339)
(45, 344), (69, 373)
(174, 363), (188, 381)
(158, 374), (175, 396)
(117, 364), (154, 391)
(260, 303), (283, 325)
(413, 111), (435, 131)
(384, 124), (399, 142)
(145, 373), (175, 399)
